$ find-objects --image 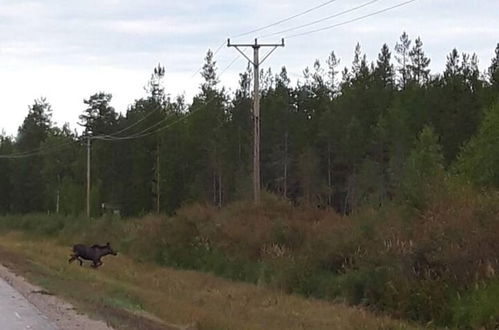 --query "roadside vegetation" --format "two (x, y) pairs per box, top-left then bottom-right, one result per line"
(0, 231), (415, 330)
(1, 33), (499, 329)
(0, 180), (497, 328)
